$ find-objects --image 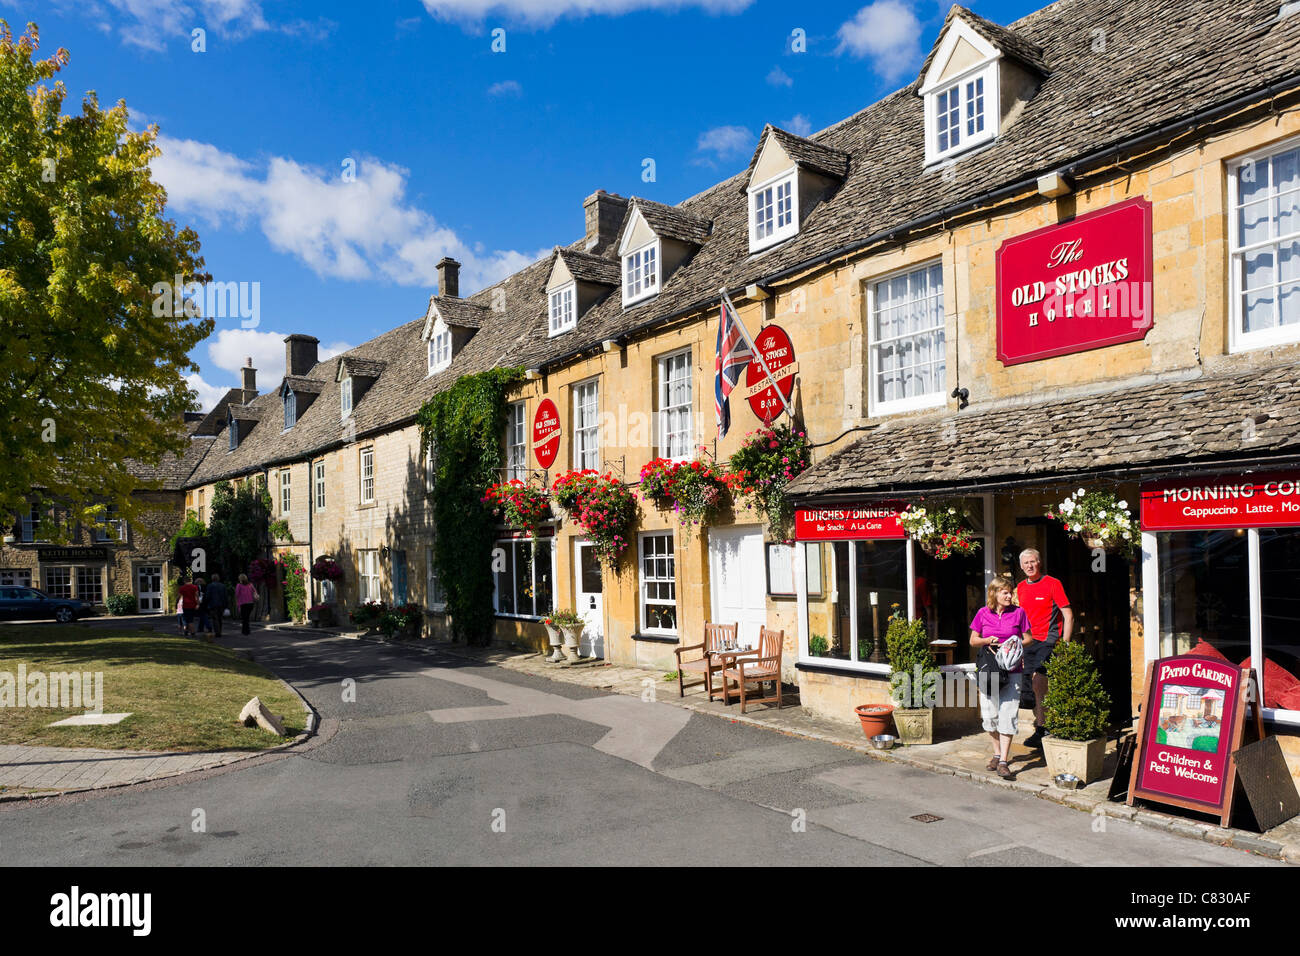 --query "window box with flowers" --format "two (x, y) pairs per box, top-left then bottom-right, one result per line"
(898, 504), (982, 559)
(481, 479), (552, 533)
(553, 469), (639, 571)
(727, 423), (812, 542)
(1046, 489), (1136, 555)
(349, 600), (388, 632)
